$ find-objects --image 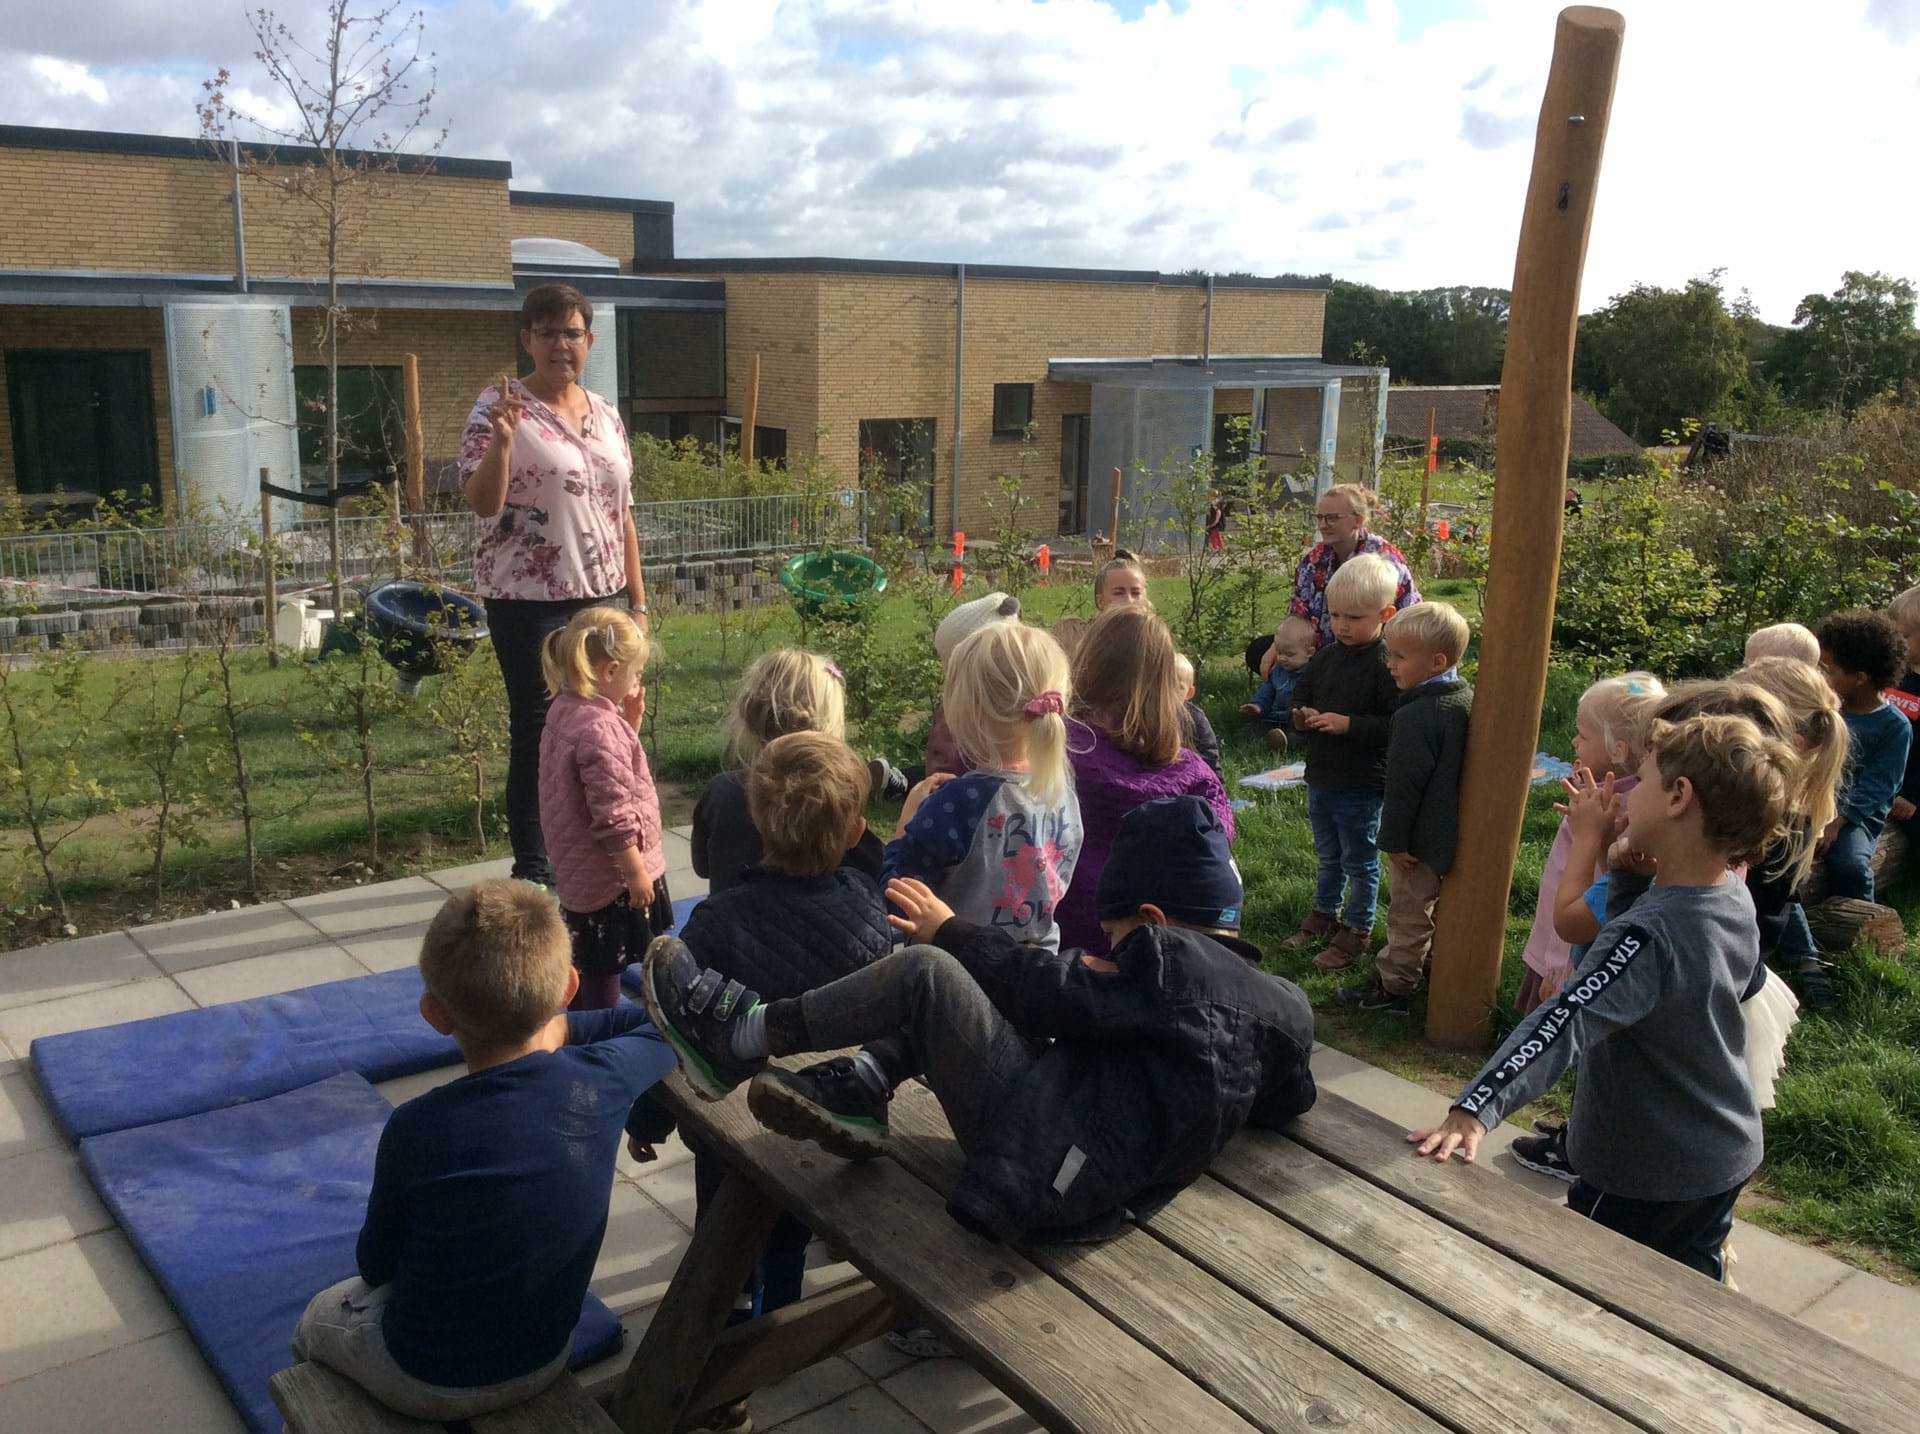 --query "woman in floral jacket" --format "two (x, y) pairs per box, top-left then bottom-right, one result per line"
(1288, 483), (1419, 649)
(459, 282), (647, 886)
